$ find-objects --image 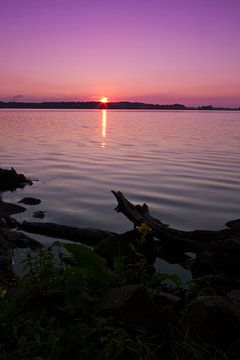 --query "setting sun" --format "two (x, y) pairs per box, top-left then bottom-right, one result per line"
(100, 97), (109, 104)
